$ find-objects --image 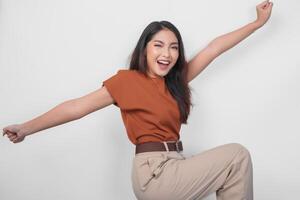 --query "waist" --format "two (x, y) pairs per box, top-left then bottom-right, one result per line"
(135, 140), (183, 155)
